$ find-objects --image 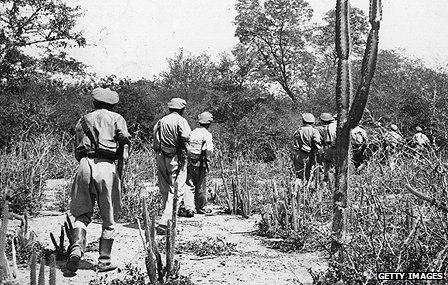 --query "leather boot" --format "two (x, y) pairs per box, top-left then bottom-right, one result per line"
(97, 238), (117, 272)
(66, 228), (86, 272)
